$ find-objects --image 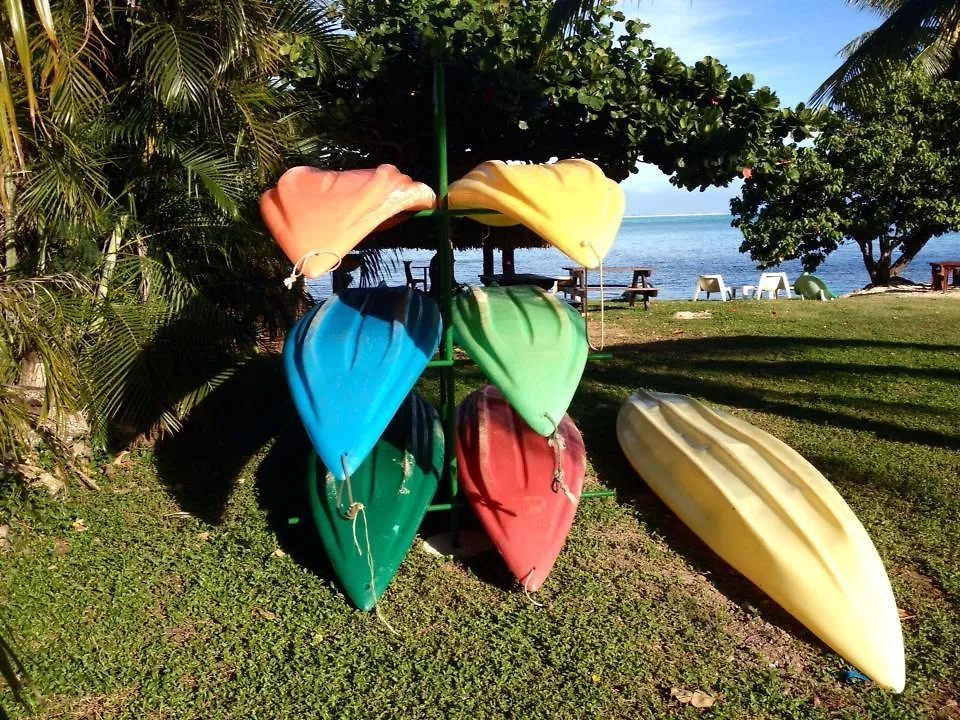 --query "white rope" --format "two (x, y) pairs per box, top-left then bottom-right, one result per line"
(353, 506), (400, 636)
(545, 414), (577, 506)
(522, 568), (544, 607)
(581, 240), (605, 351)
(336, 454), (399, 635)
(598, 259), (606, 350)
(283, 249), (343, 289)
